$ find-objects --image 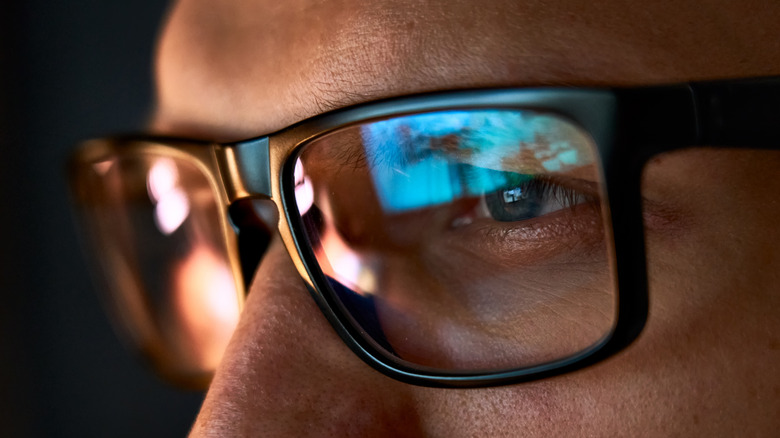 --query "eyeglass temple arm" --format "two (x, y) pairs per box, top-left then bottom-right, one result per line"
(613, 77), (780, 154)
(691, 77), (780, 150)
